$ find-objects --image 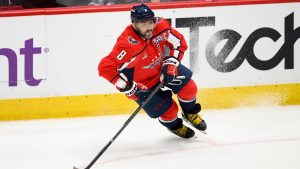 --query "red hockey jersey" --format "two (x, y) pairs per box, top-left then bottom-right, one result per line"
(98, 17), (188, 89)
